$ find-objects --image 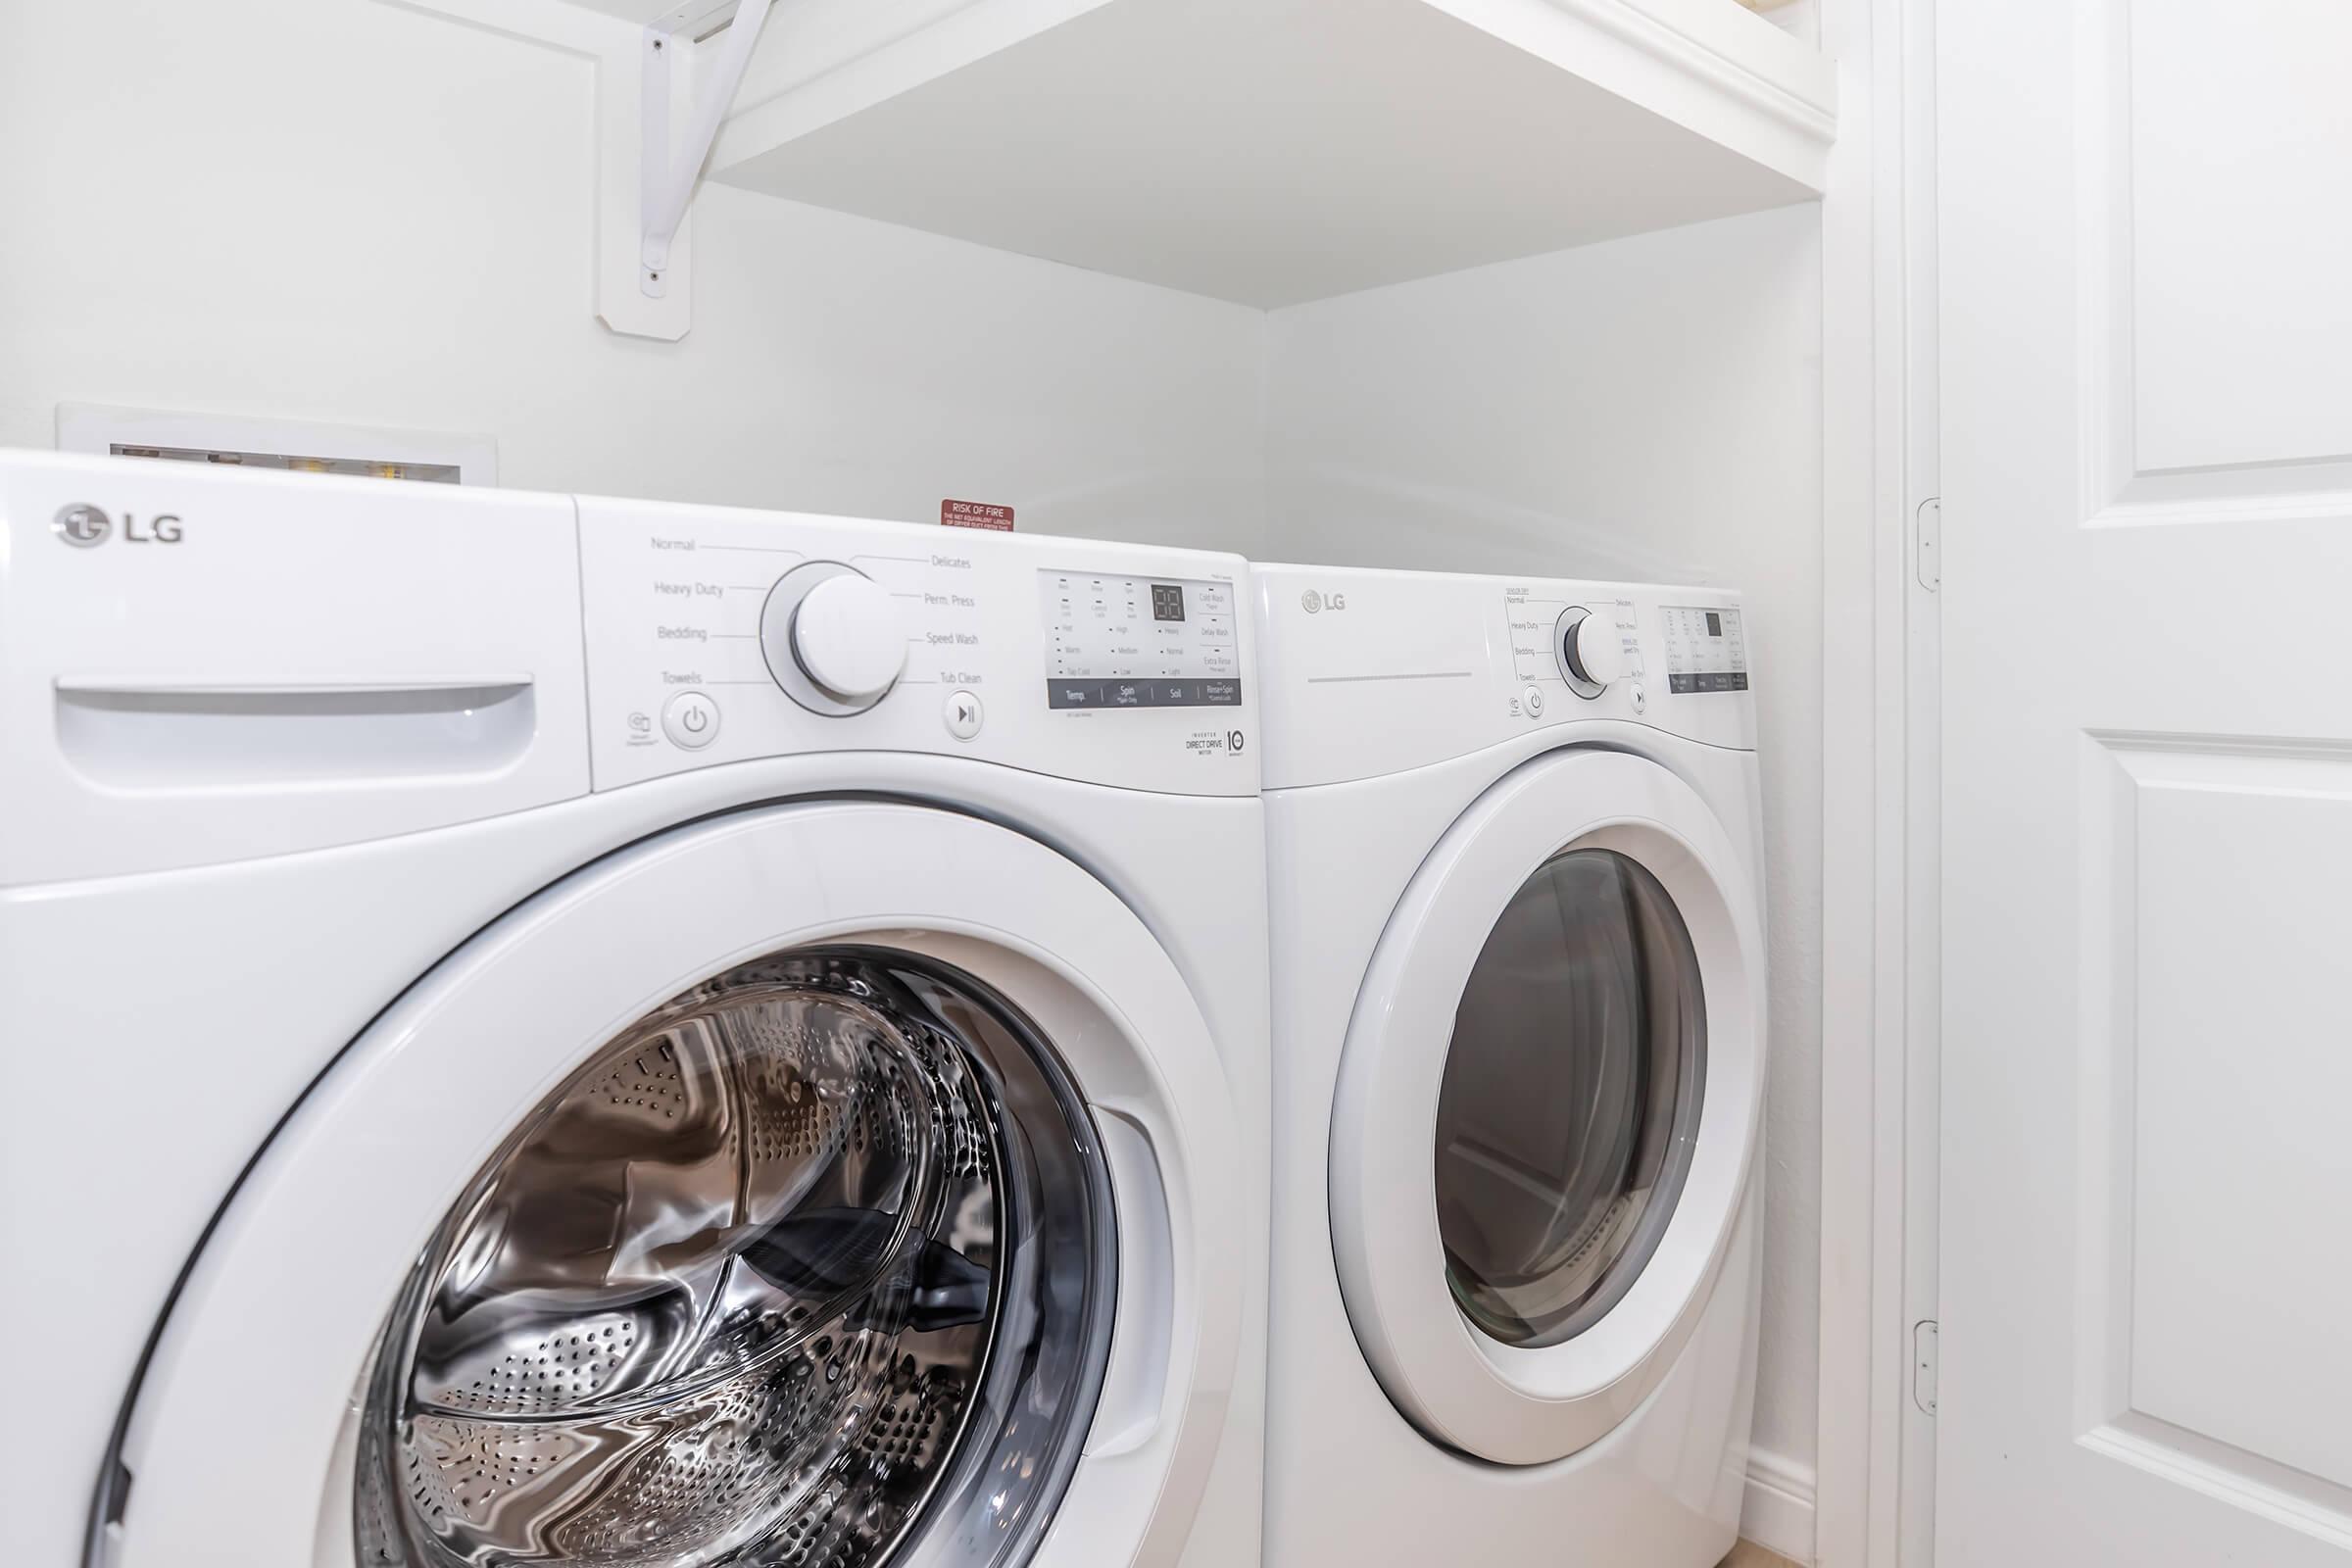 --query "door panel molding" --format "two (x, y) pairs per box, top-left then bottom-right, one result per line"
(2080, 0), (2352, 527)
